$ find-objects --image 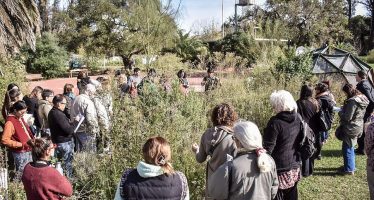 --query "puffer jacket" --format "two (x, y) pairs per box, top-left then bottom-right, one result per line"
(337, 94), (369, 147)
(71, 94), (99, 135)
(38, 100), (52, 129)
